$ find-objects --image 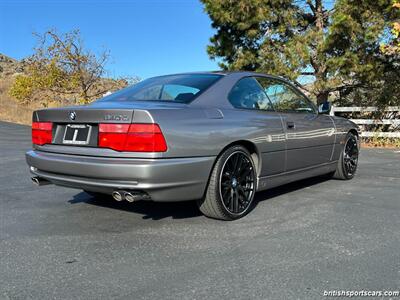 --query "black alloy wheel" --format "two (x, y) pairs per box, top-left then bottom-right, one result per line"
(343, 134), (359, 177)
(197, 146), (257, 220)
(332, 132), (359, 180)
(219, 151), (255, 215)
